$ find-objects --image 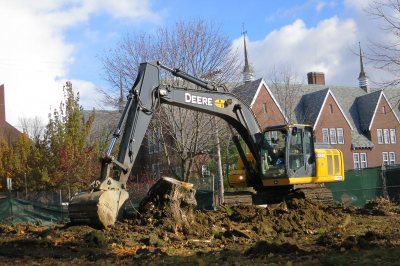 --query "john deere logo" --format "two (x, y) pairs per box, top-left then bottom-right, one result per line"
(214, 99), (225, 108)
